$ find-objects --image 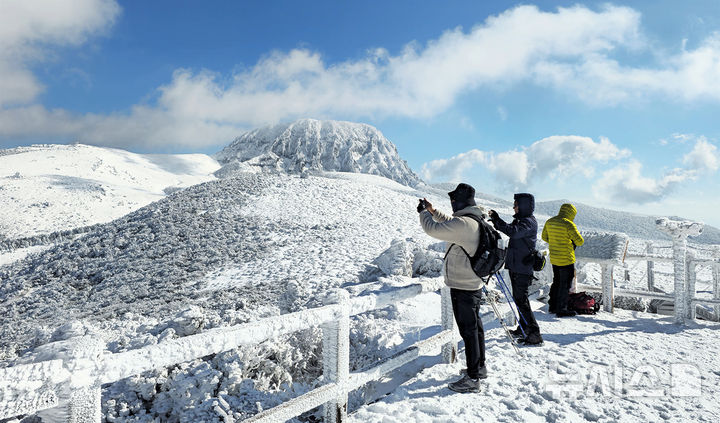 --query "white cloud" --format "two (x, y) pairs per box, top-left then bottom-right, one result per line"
(421, 135), (626, 188)
(527, 135), (630, 180)
(420, 149), (486, 182)
(0, 4), (646, 148)
(2, 3), (720, 149)
(682, 138), (719, 173)
(659, 133), (695, 145)
(487, 150), (529, 187)
(423, 134), (716, 207)
(593, 161), (696, 204)
(0, 0), (120, 106)
(534, 32), (720, 105)
(592, 138), (718, 204)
